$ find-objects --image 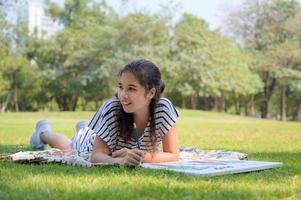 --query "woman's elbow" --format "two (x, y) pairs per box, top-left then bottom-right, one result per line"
(90, 153), (98, 163)
(90, 151), (105, 163)
(174, 152), (180, 161)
